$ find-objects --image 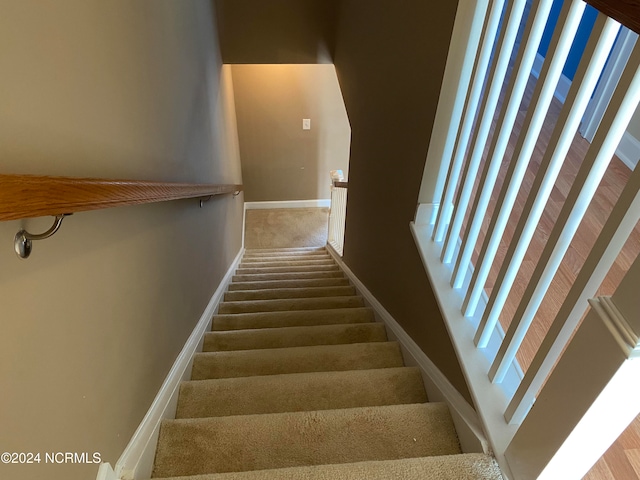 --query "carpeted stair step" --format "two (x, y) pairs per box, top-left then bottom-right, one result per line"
(232, 271), (345, 282)
(244, 247), (327, 255)
(246, 246), (326, 251)
(239, 259), (336, 268)
(224, 285), (355, 302)
(149, 245), (504, 480)
(149, 453), (503, 480)
(241, 254), (332, 263)
(236, 264), (340, 275)
(152, 403), (461, 477)
(218, 296), (364, 314)
(212, 307), (375, 331)
(176, 366), (427, 419)
(228, 277), (350, 291)
(241, 253), (330, 262)
(204, 323), (387, 351)
(242, 253), (332, 260)
(179, 366), (427, 418)
(191, 341), (403, 380)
